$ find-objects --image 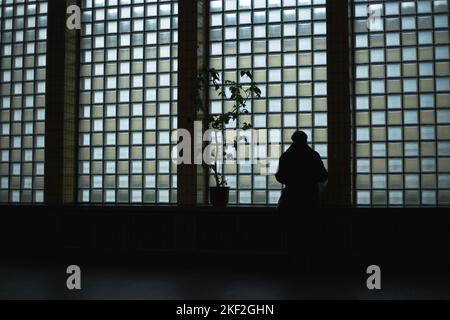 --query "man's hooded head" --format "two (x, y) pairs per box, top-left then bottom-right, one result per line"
(291, 130), (308, 146)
